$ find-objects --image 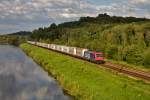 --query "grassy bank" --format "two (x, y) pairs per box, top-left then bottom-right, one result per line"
(20, 43), (150, 100)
